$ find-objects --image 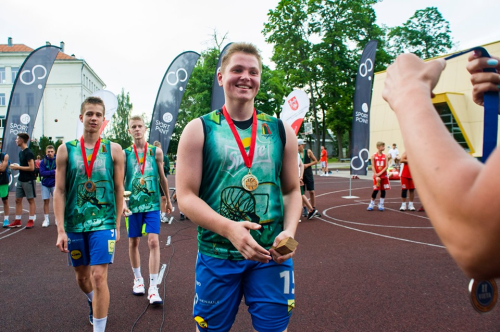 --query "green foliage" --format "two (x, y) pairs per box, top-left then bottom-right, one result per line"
(29, 136), (61, 157)
(104, 89), (133, 149)
(387, 7), (453, 59)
